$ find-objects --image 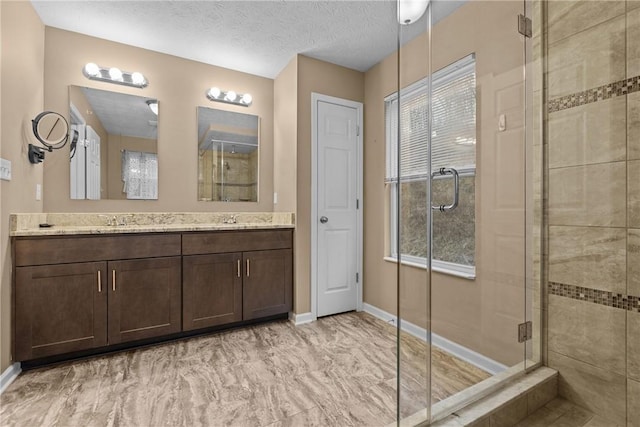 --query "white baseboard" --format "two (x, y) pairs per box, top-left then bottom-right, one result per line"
(289, 311), (315, 326)
(0, 363), (21, 394)
(362, 303), (507, 376)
